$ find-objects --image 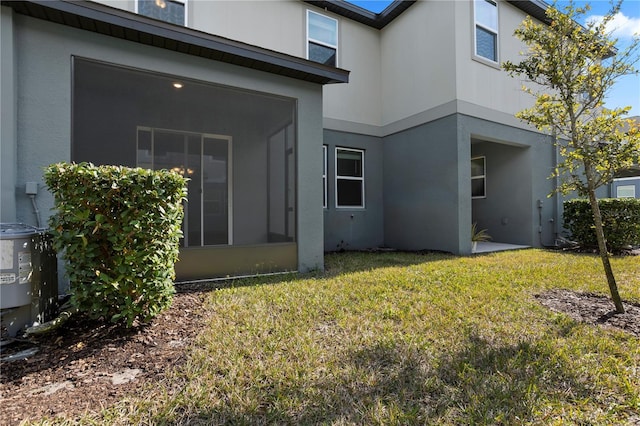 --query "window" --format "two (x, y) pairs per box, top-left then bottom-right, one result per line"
(336, 148), (364, 208)
(471, 156), (486, 198)
(474, 0), (498, 62)
(616, 185), (636, 198)
(307, 10), (338, 67)
(137, 0), (186, 25)
(323, 145), (328, 208)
